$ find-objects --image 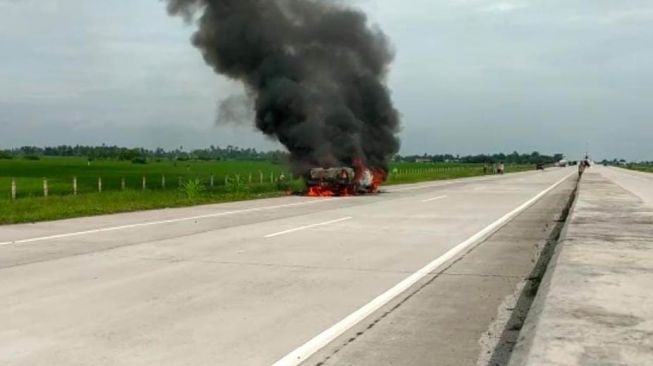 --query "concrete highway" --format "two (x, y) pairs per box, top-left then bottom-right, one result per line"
(599, 166), (653, 207)
(0, 168), (576, 366)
